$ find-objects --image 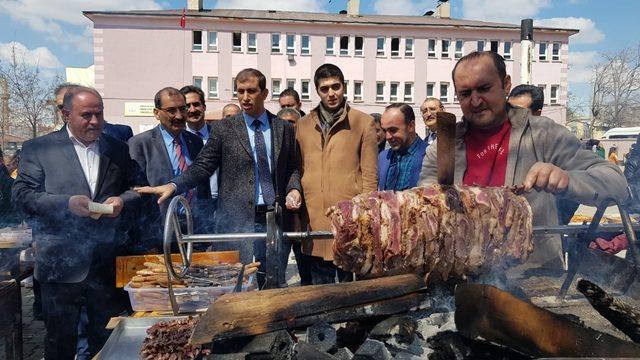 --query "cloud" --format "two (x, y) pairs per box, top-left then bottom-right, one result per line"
(535, 17), (604, 44)
(568, 50), (599, 84)
(372, 0), (432, 16)
(0, 41), (63, 69)
(0, 0), (163, 54)
(214, 0), (325, 12)
(461, 0), (551, 24)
